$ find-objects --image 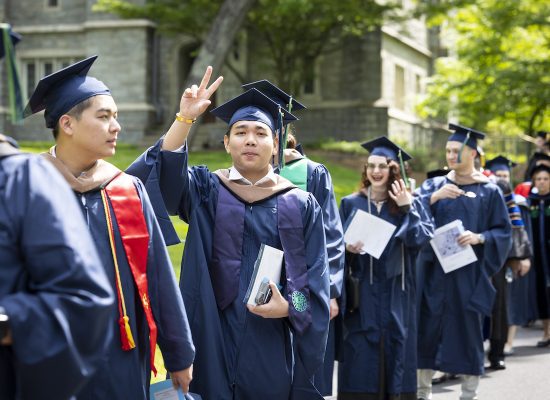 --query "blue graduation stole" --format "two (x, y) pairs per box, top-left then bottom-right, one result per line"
(211, 183), (312, 334)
